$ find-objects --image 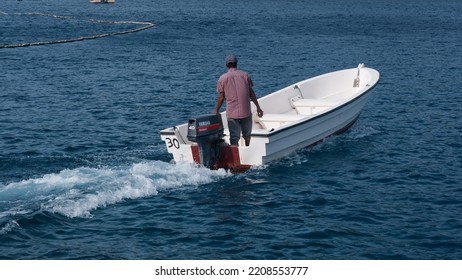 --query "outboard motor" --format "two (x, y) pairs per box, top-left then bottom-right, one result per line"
(187, 114), (224, 169)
